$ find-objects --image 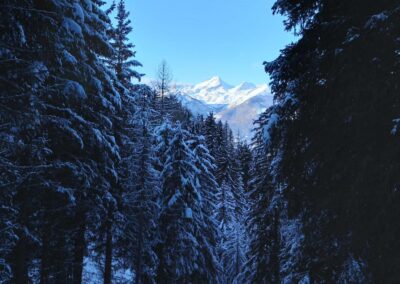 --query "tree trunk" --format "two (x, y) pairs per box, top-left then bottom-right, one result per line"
(73, 211), (86, 284)
(103, 209), (113, 284)
(54, 233), (69, 284)
(40, 219), (51, 284)
(136, 221), (143, 284)
(12, 191), (29, 284)
(271, 208), (281, 283)
(161, 89), (165, 115)
(12, 238), (29, 284)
